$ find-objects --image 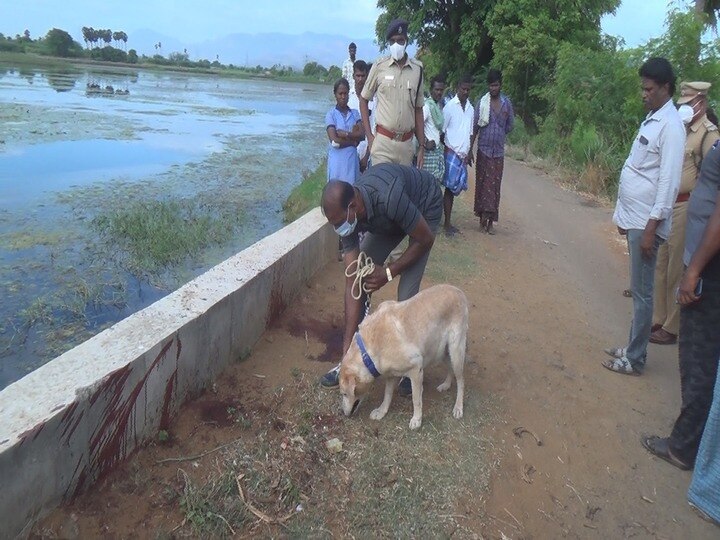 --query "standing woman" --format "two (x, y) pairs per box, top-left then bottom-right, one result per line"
(470, 69), (514, 234)
(326, 78), (364, 184)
